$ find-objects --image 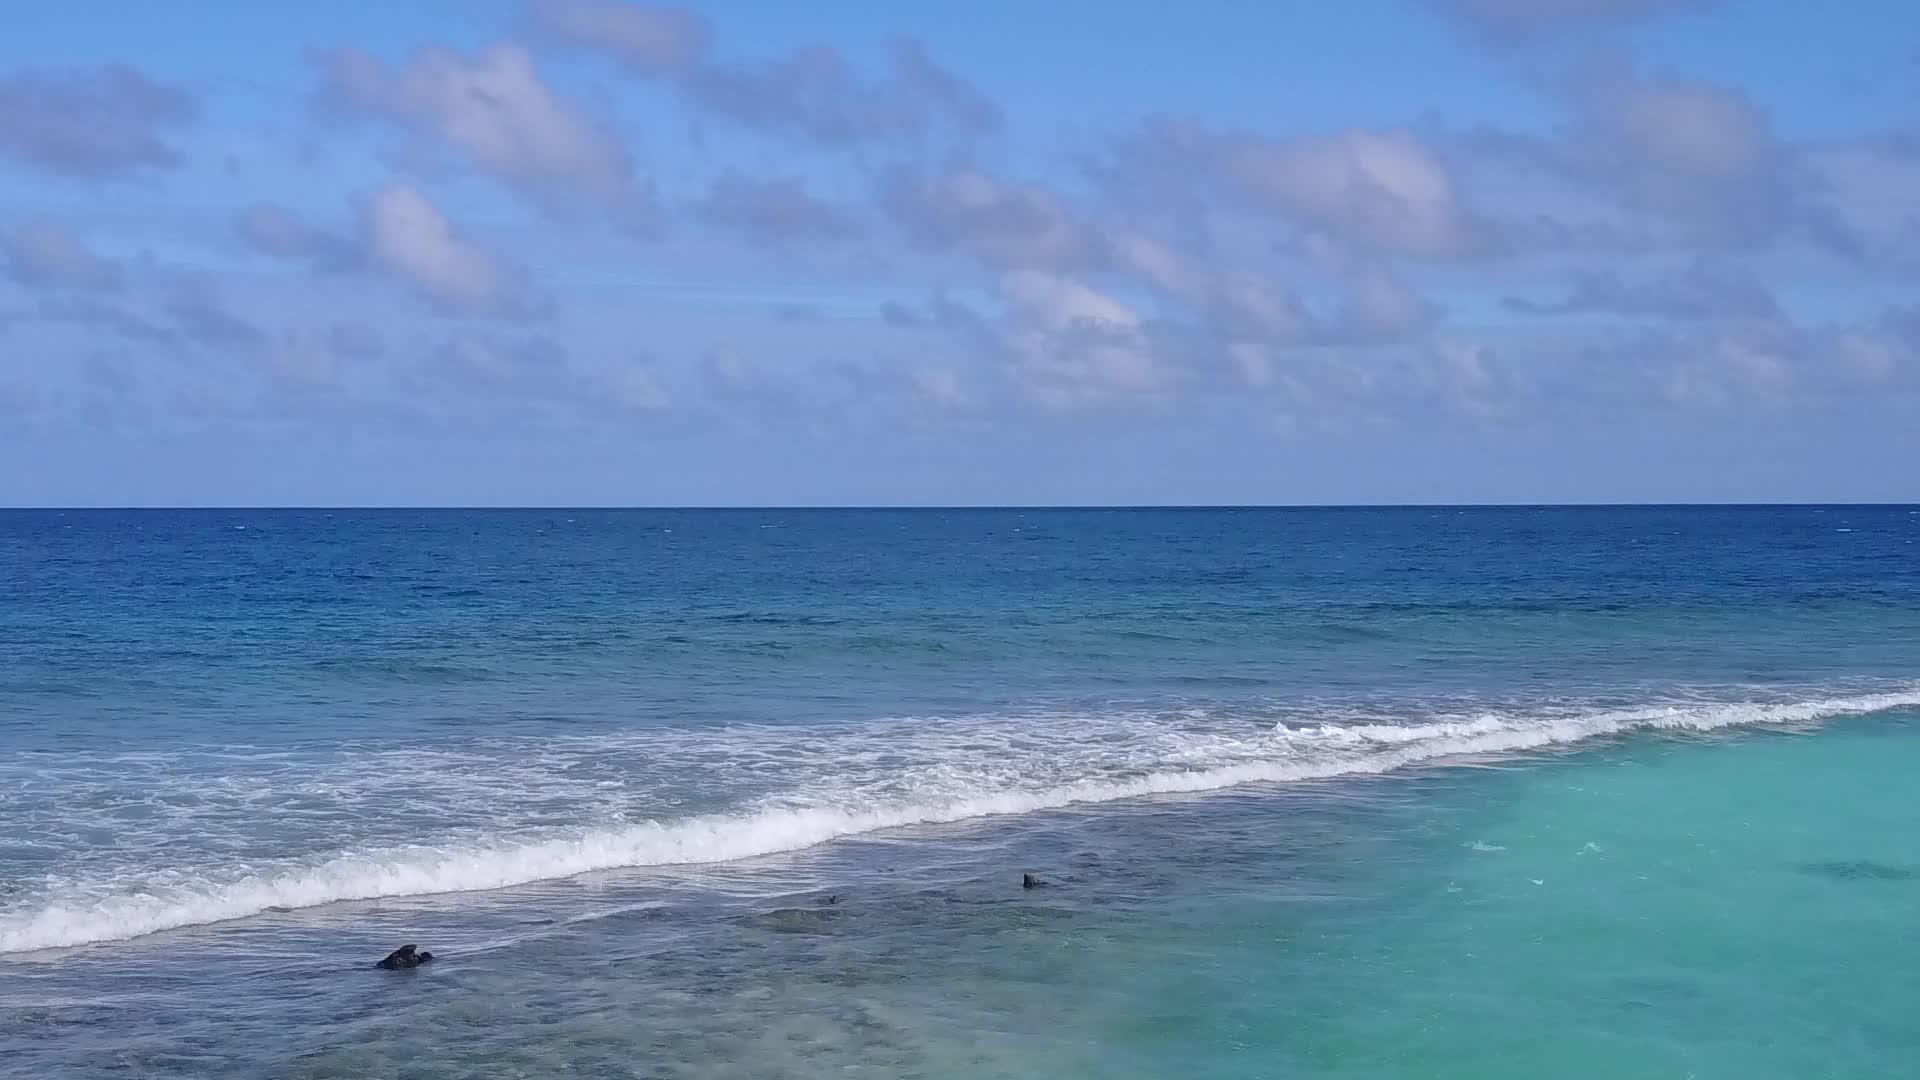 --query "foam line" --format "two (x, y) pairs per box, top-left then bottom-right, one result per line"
(4, 689), (1916, 954)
